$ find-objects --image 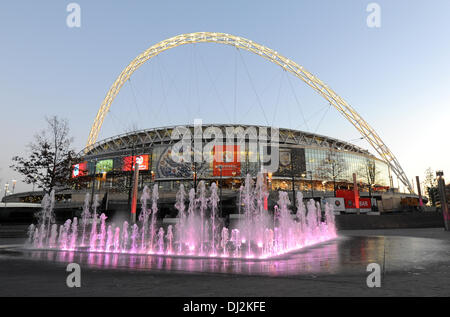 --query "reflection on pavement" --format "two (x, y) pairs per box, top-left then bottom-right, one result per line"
(14, 235), (450, 276)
